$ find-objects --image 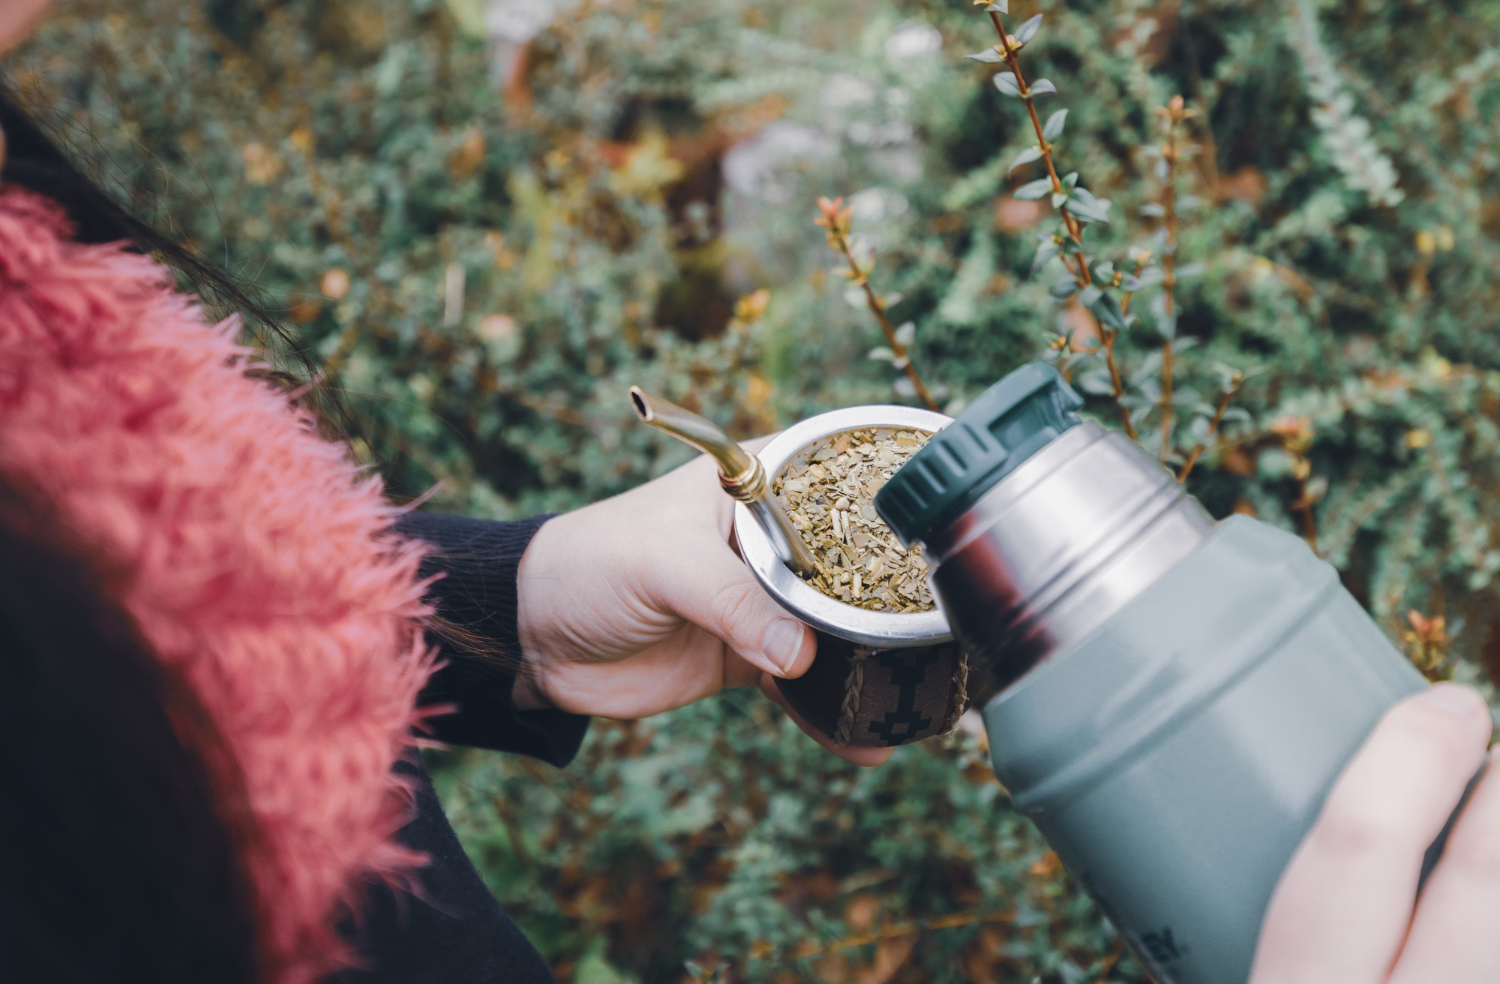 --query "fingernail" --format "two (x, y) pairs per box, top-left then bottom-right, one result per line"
(1417, 683), (1487, 718)
(761, 619), (807, 676)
